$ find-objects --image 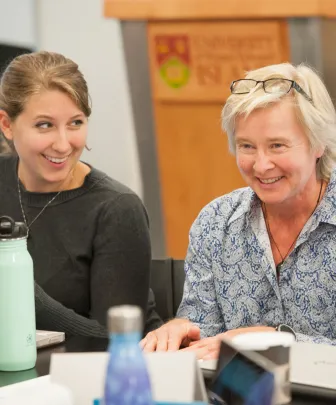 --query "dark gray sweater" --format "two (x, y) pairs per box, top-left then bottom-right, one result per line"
(0, 155), (162, 336)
